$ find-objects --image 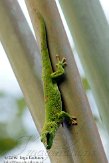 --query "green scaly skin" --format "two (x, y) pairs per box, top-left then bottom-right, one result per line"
(37, 13), (77, 149)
